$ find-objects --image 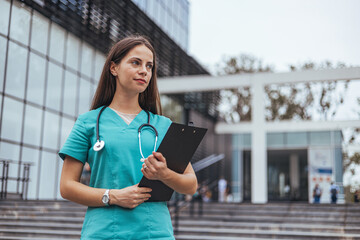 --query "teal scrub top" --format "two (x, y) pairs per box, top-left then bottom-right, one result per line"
(59, 106), (175, 240)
